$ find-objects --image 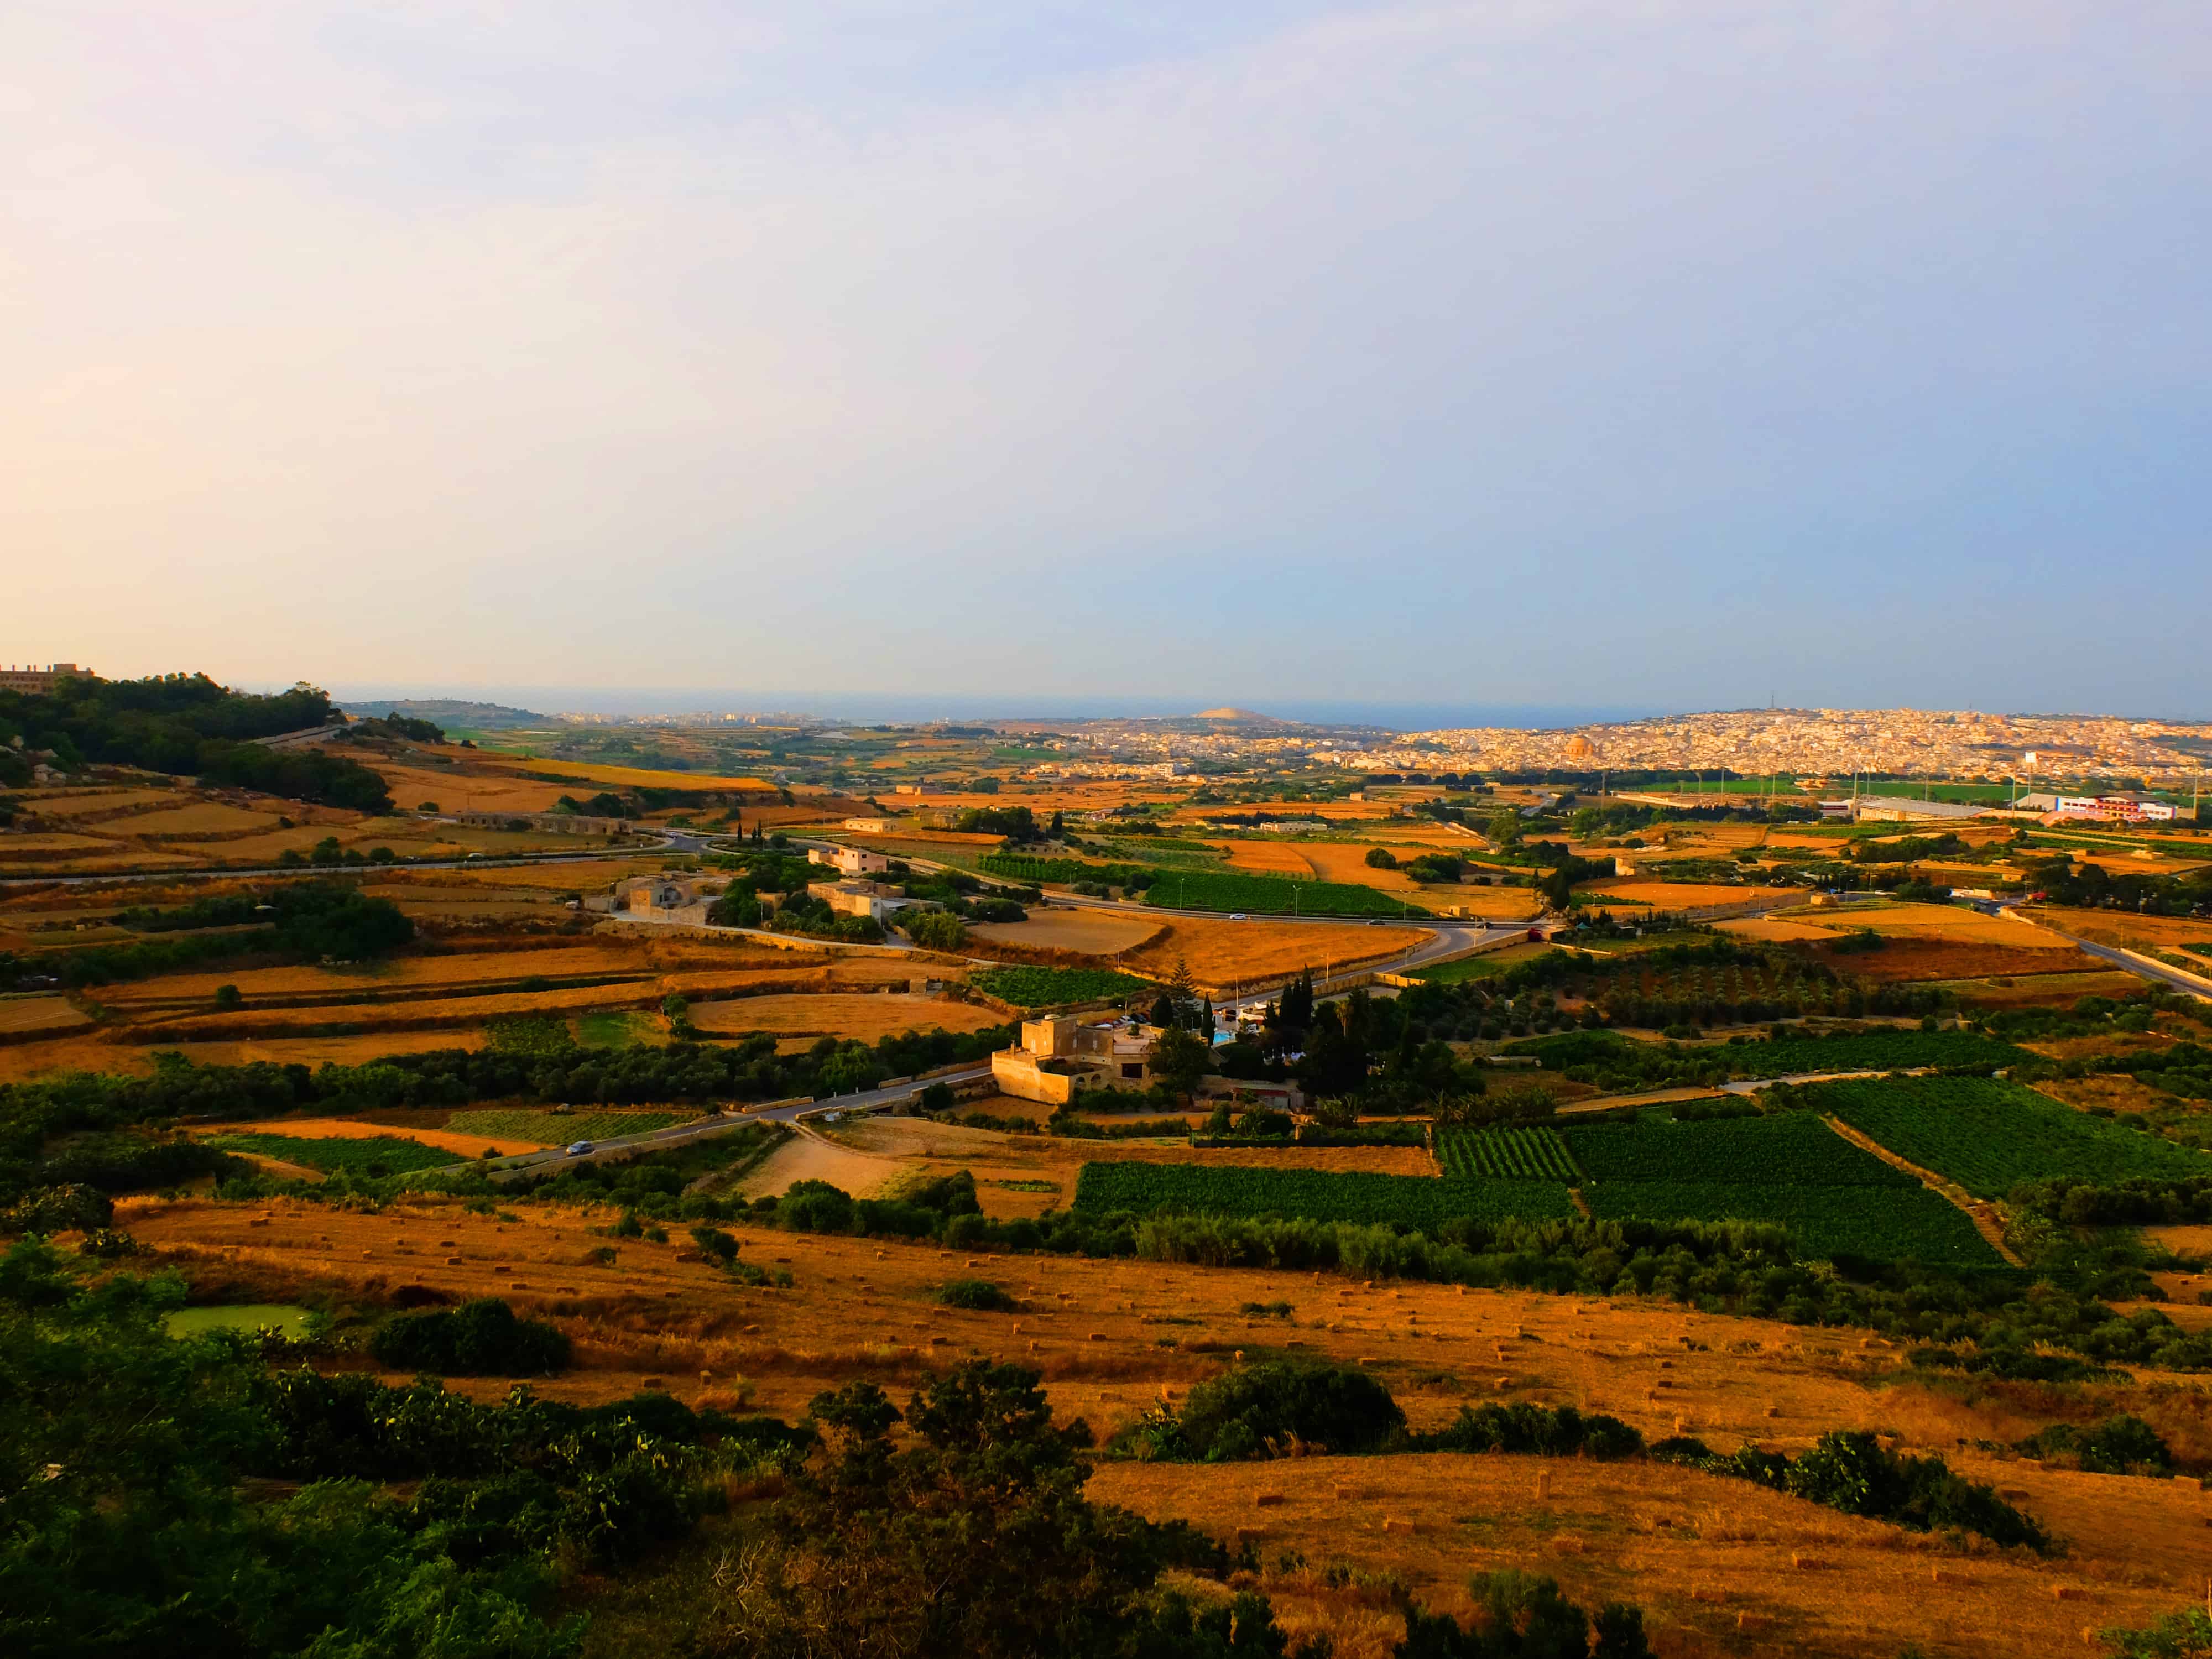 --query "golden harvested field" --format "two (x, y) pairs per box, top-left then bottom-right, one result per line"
(1712, 917), (1841, 942)
(191, 1115), (546, 1158)
(968, 909), (1164, 955)
(0, 995), (93, 1037)
(372, 762), (562, 813)
(0, 833), (132, 856)
(1118, 919), (1430, 988)
(1810, 937), (2104, 984)
(1804, 904), (2058, 945)
(472, 754), (775, 792)
(122, 801), (286, 836)
(1296, 843), (1426, 894)
(15, 787), (189, 816)
(92, 945), (659, 1009)
(124, 982), (666, 1042)
(1220, 841), (1316, 877)
(684, 993), (1005, 1041)
(117, 1190), (2212, 1658)
(2031, 907), (2212, 953)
